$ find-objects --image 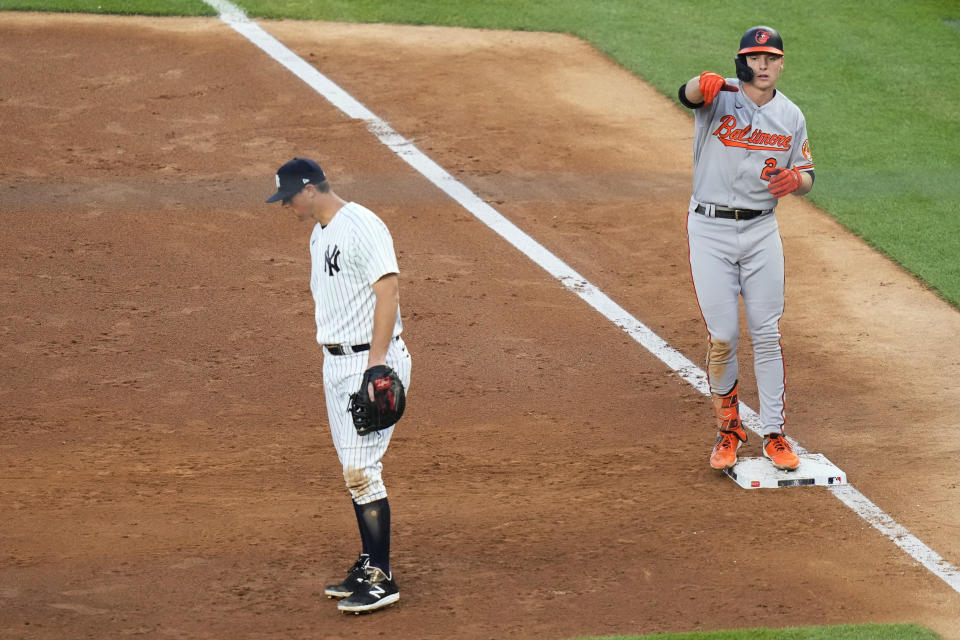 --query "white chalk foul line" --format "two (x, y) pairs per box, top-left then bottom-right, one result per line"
(205, 0), (960, 595)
